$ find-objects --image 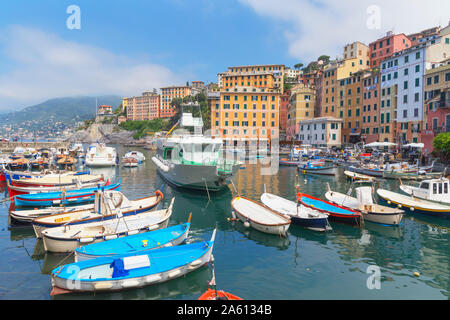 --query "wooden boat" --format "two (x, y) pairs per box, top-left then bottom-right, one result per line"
(10, 203), (94, 224)
(377, 189), (450, 219)
(6, 179), (109, 198)
(50, 229), (215, 294)
(344, 170), (376, 182)
(230, 196), (291, 236)
(10, 173), (103, 188)
(42, 198), (174, 253)
(279, 158), (300, 166)
(297, 193), (361, 225)
(324, 186), (404, 226)
(122, 157), (139, 167)
(298, 162), (336, 175)
(57, 155), (76, 168)
(13, 182), (120, 207)
(198, 289), (243, 300)
(348, 165), (384, 177)
(31, 190), (163, 238)
(7, 158), (29, 171)
(75, 221), (190, 261)
(30, 158), (49, 170)
(260, 192), (330, 232)
(399, 178), (450, 204)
